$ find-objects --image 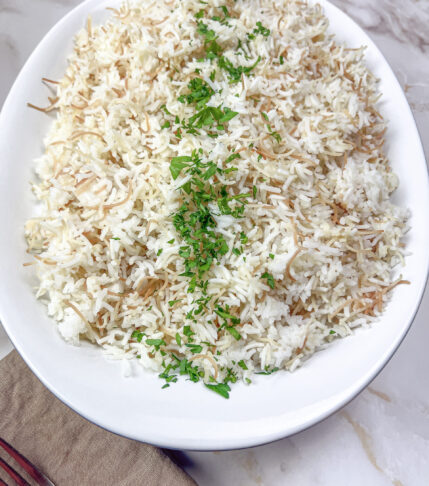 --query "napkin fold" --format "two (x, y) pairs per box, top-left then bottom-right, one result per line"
(0, 351), (196, 486)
